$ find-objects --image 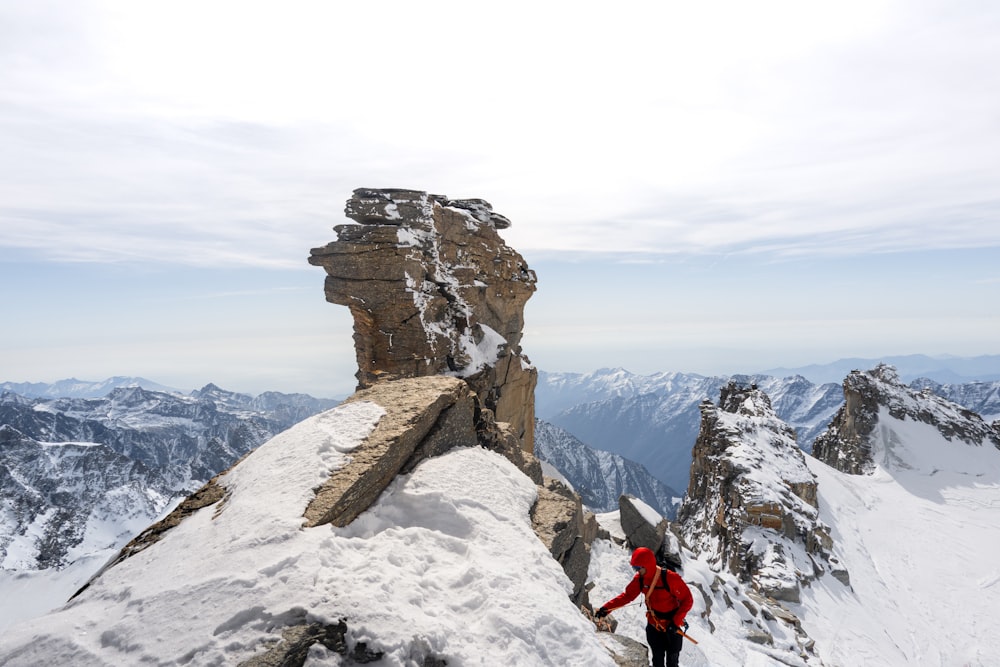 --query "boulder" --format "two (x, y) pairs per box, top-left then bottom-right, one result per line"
(619, 494), (667, 553)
